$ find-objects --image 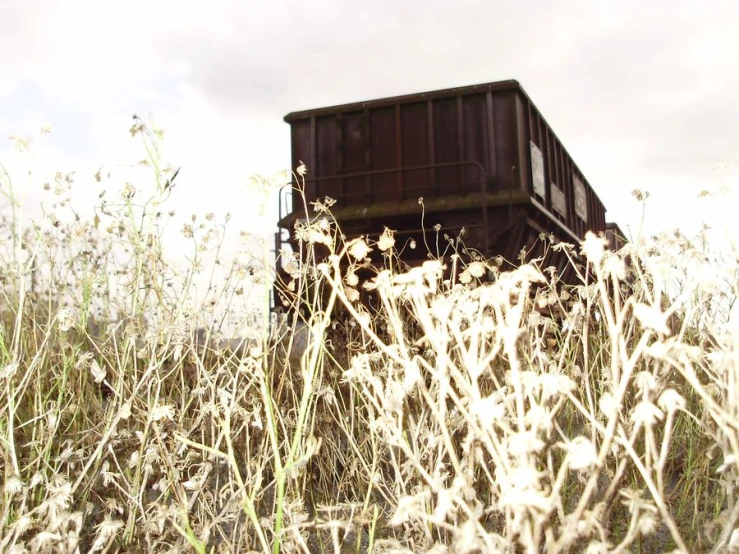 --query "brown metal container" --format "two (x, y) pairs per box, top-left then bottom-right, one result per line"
(277, 80), (613, 279)
(606, 222), (628, 252)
